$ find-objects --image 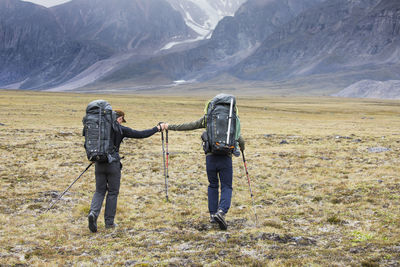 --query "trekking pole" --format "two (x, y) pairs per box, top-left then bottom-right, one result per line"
(45, 162), (93, 212)
(160, 127), (169, 202)
(166, 129), (169, 201)
(241, 151), (258, 225)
